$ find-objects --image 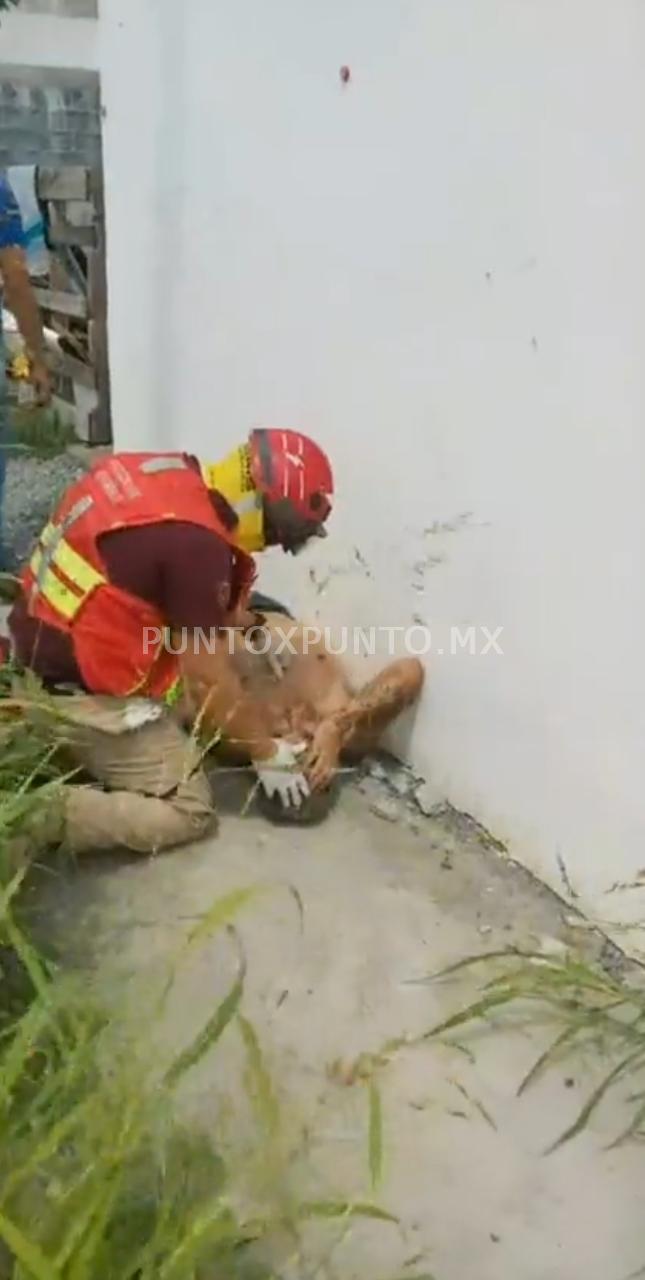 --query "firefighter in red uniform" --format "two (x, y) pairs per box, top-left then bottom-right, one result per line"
(9, 428), (334, 856)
